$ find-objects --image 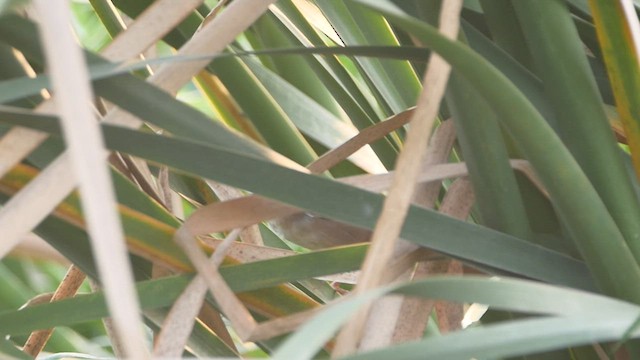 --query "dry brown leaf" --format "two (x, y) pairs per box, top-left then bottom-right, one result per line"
(35, 0), (149, 355)
(153, 229), (243, 357)
(206, 180), (264, 246)
(307, 107), (415, 174)
(175, 228), (256, 339)
(391, 178), (474, 343)
(23, 265), (86, 357)
(201, 237), (296, 262)
(413, 119), (457, 206)
(433, 260), (465, 333)
(197, 304), (236, 350)
(359, 120), (457, 351)
(390, 262), (441, 344)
